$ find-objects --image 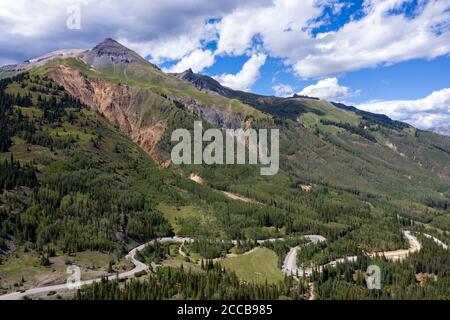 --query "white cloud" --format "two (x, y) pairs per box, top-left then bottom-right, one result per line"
(120, 32), (208, 64)
(298, 77), (356, 100)
(1, 0), (449, 82)
(272, 83), (294, 97)
(215, 0), (320, 58)
(357, 88), (450, 129)
(214, 0), (450, 78)
(163, 49), (215, 73)
(293, 0), (450, 78)
(214, 54), (267, 91)
(0, 0), (257, 64)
